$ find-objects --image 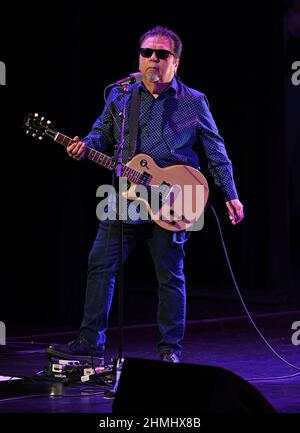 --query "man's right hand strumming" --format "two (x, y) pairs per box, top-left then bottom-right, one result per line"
(67, 136), (88, 160)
